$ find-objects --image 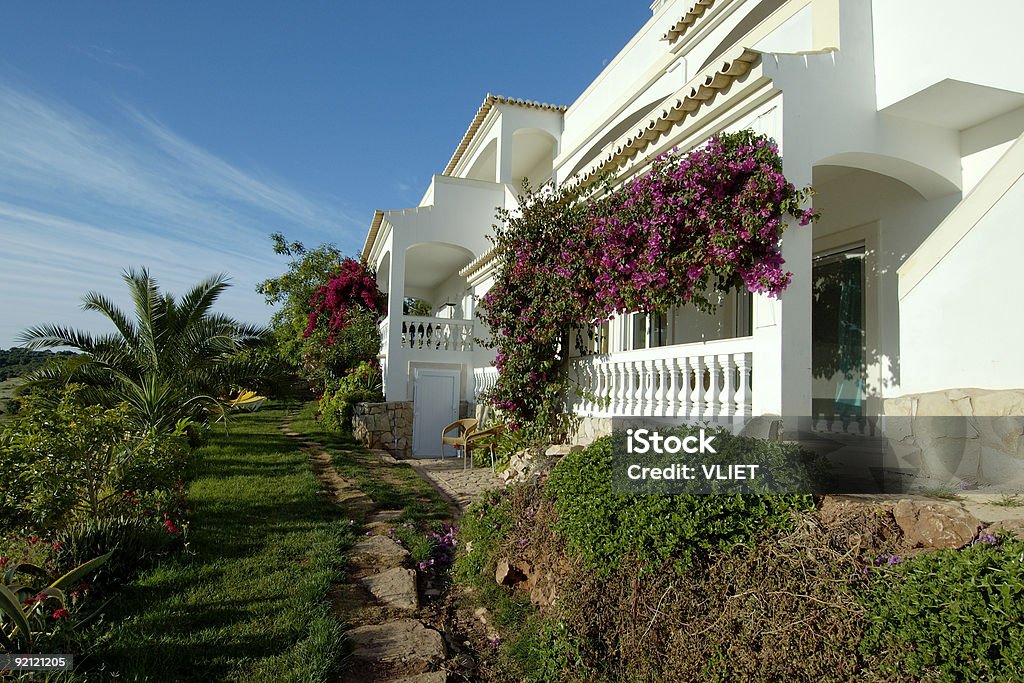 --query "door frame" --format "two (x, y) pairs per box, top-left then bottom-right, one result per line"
(812, 220), (882, 417)
(411, 367), (461, 458)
